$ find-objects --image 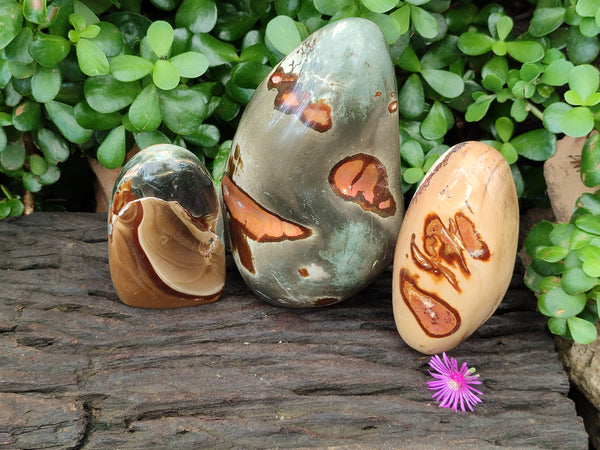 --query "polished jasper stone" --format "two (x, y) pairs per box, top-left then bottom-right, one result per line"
(108, 144), (225, 308)
(222, 18), (404, 308)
